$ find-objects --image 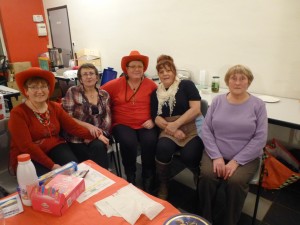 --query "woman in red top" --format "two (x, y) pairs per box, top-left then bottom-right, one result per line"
(9, 68), (101, 176)
(102, 50), (158, 193)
